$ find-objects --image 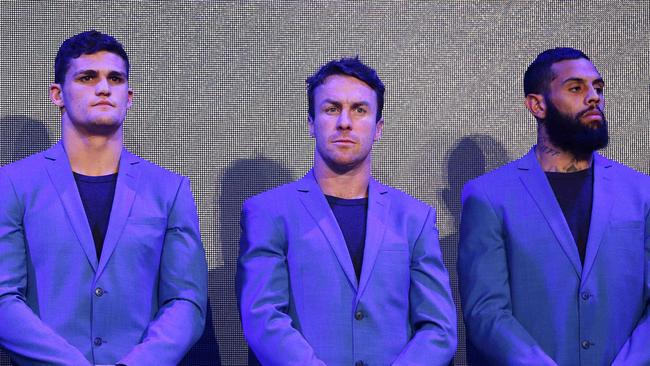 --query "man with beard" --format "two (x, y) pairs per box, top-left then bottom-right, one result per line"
(0, 31), (207, 364)
(237, 57), (457, 365)
(459, 47), (649, 365)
